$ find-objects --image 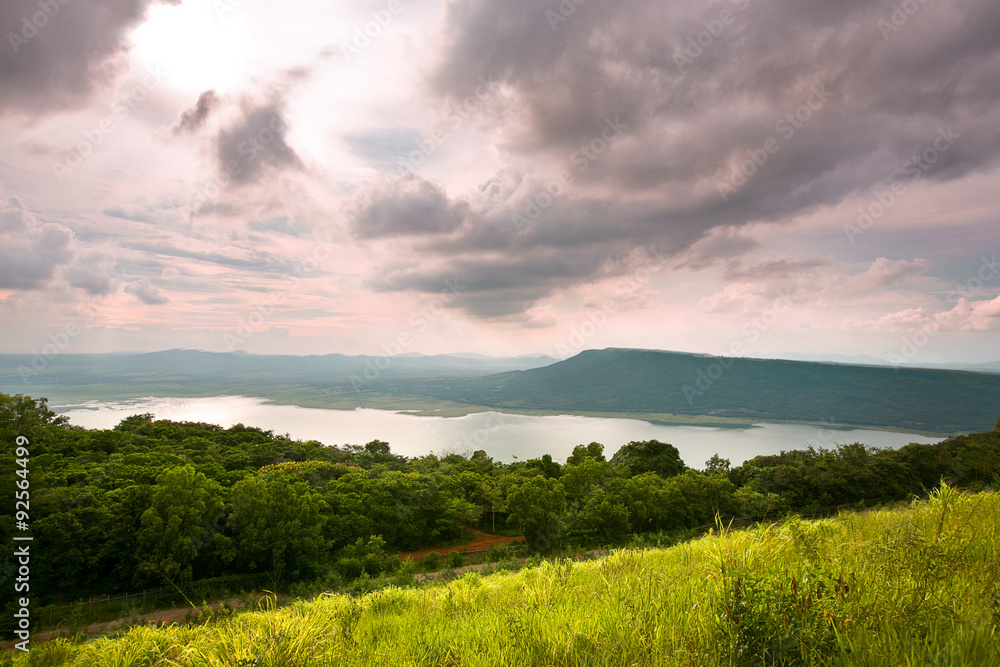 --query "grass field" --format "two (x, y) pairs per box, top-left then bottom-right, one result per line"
(9, 484), (999, 666)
